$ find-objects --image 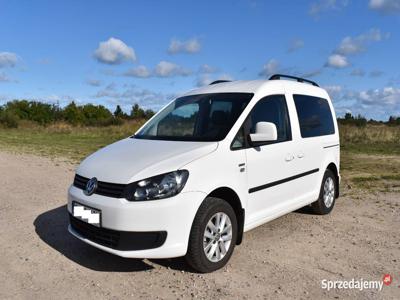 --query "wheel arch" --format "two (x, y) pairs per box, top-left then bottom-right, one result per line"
(325, 162), (340, 198)
(207, 187), (245, 245)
